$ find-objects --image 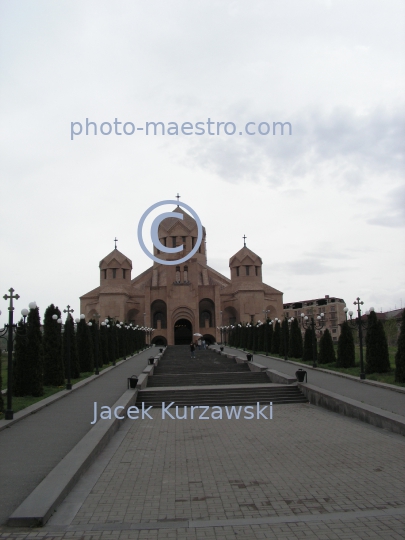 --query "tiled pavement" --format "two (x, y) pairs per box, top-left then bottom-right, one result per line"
(2, 345), (405, 540)
(5, 401), (399, 539)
